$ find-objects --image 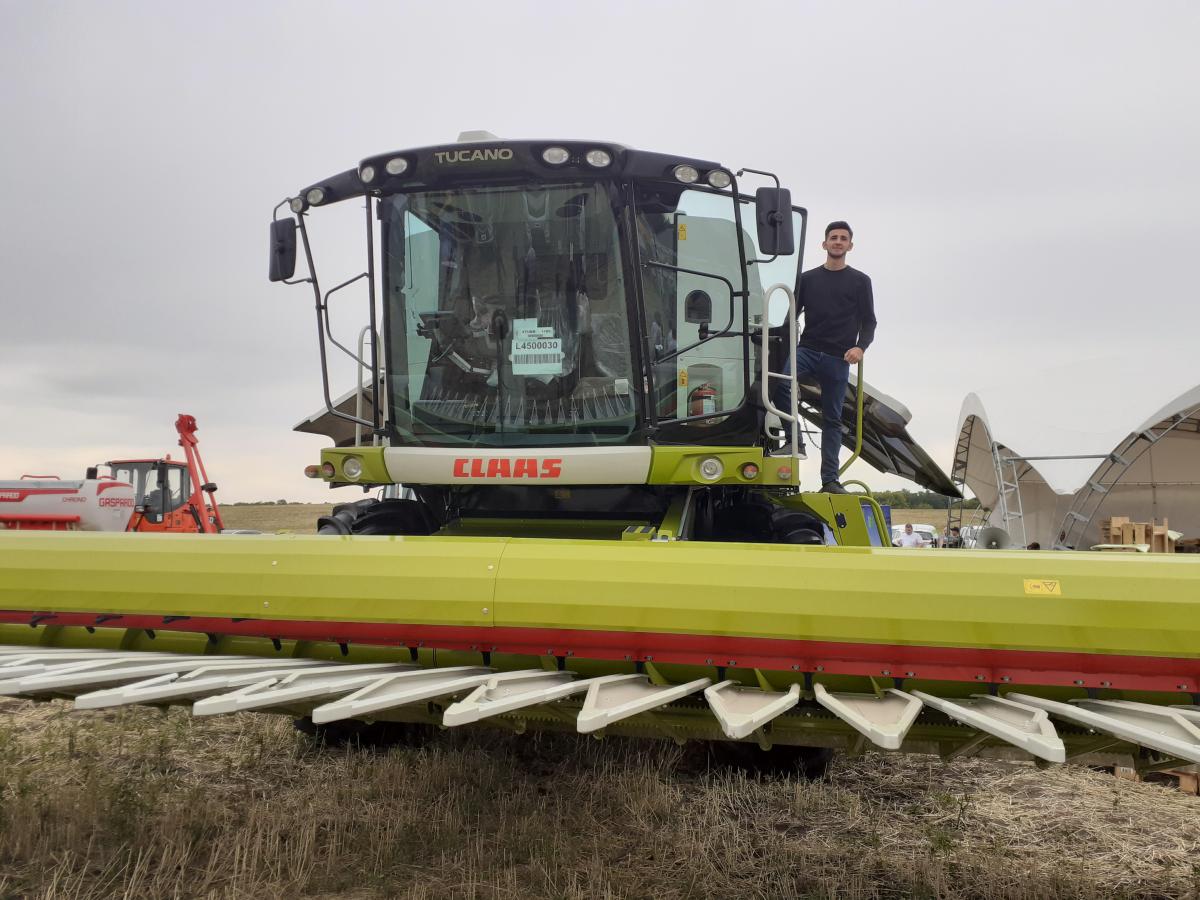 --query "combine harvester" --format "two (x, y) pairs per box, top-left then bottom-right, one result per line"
(1, 135), (1198, 776)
